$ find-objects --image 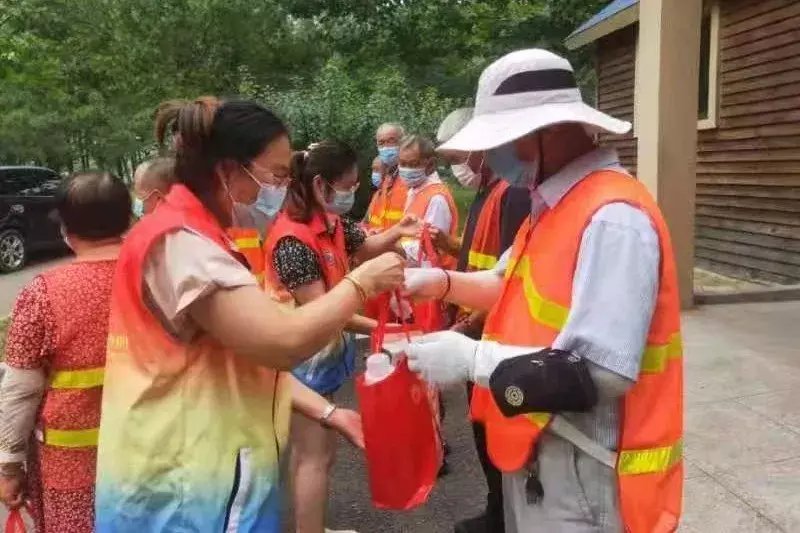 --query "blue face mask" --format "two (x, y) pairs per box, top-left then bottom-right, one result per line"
(327, 189), (355, 215)
(486, 142), (539, 187)
(236, 165), (288, 232)
(398, 167), (428, 188)
(371, 171), (383, 188)
(132, 197), (145, 218)
(378, 146), (400, 167)
(252, 183), (287, 219)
